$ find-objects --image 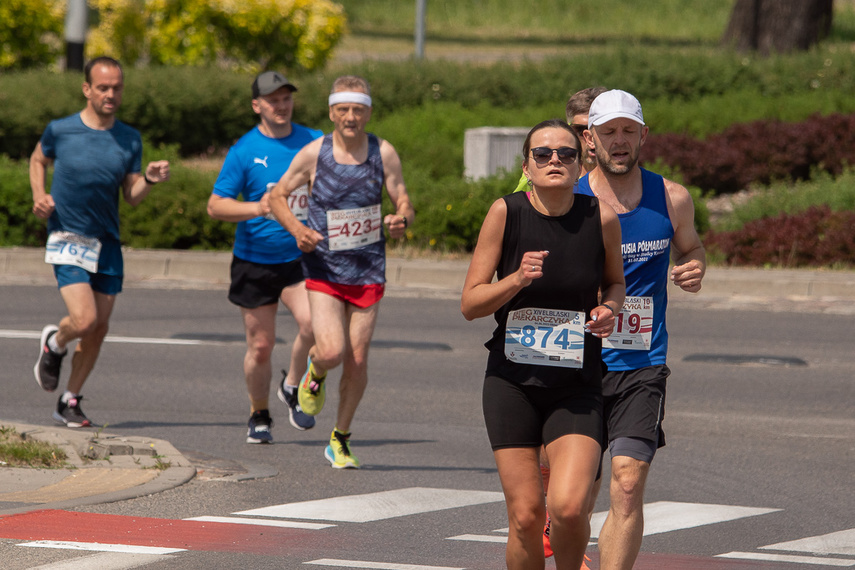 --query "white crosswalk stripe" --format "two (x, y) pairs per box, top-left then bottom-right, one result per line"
(762, 529), (855, 557)
(717, 551), (855, 566)
(235, 487), (504, 523)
